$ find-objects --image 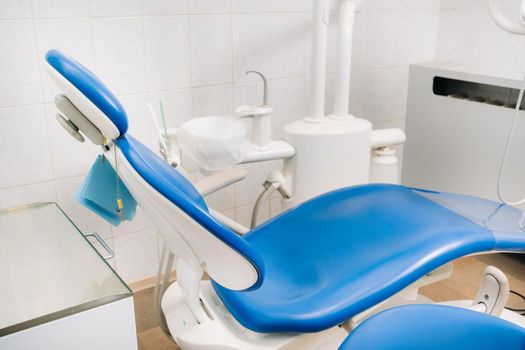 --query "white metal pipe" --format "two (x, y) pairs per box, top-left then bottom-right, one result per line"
(370, 128), (406, 149)
(307, 0), (330, 122)
(489, 0), (525, 35)
(333, 0), (357, 118)
(521, 0), (525, 26)
(209, 209), (249, 235)
(241, 140), (295, 163)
